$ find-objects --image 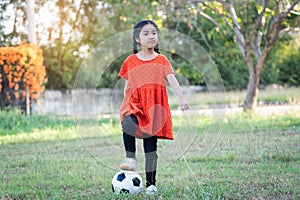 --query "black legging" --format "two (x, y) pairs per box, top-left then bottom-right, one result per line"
(122, 114), (158, 187)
